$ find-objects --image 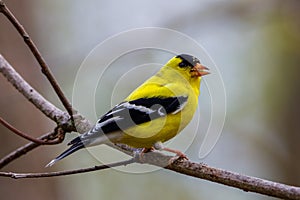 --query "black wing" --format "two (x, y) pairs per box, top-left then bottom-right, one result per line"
(97, 95), (188, 134)
(47, 96), (188, 166)
(69, 96), (188, 145)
